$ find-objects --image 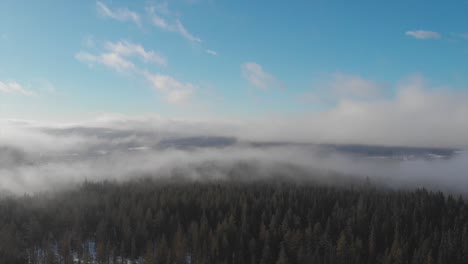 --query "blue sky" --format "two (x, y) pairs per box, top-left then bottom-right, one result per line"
(0, 0), (467, 120)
